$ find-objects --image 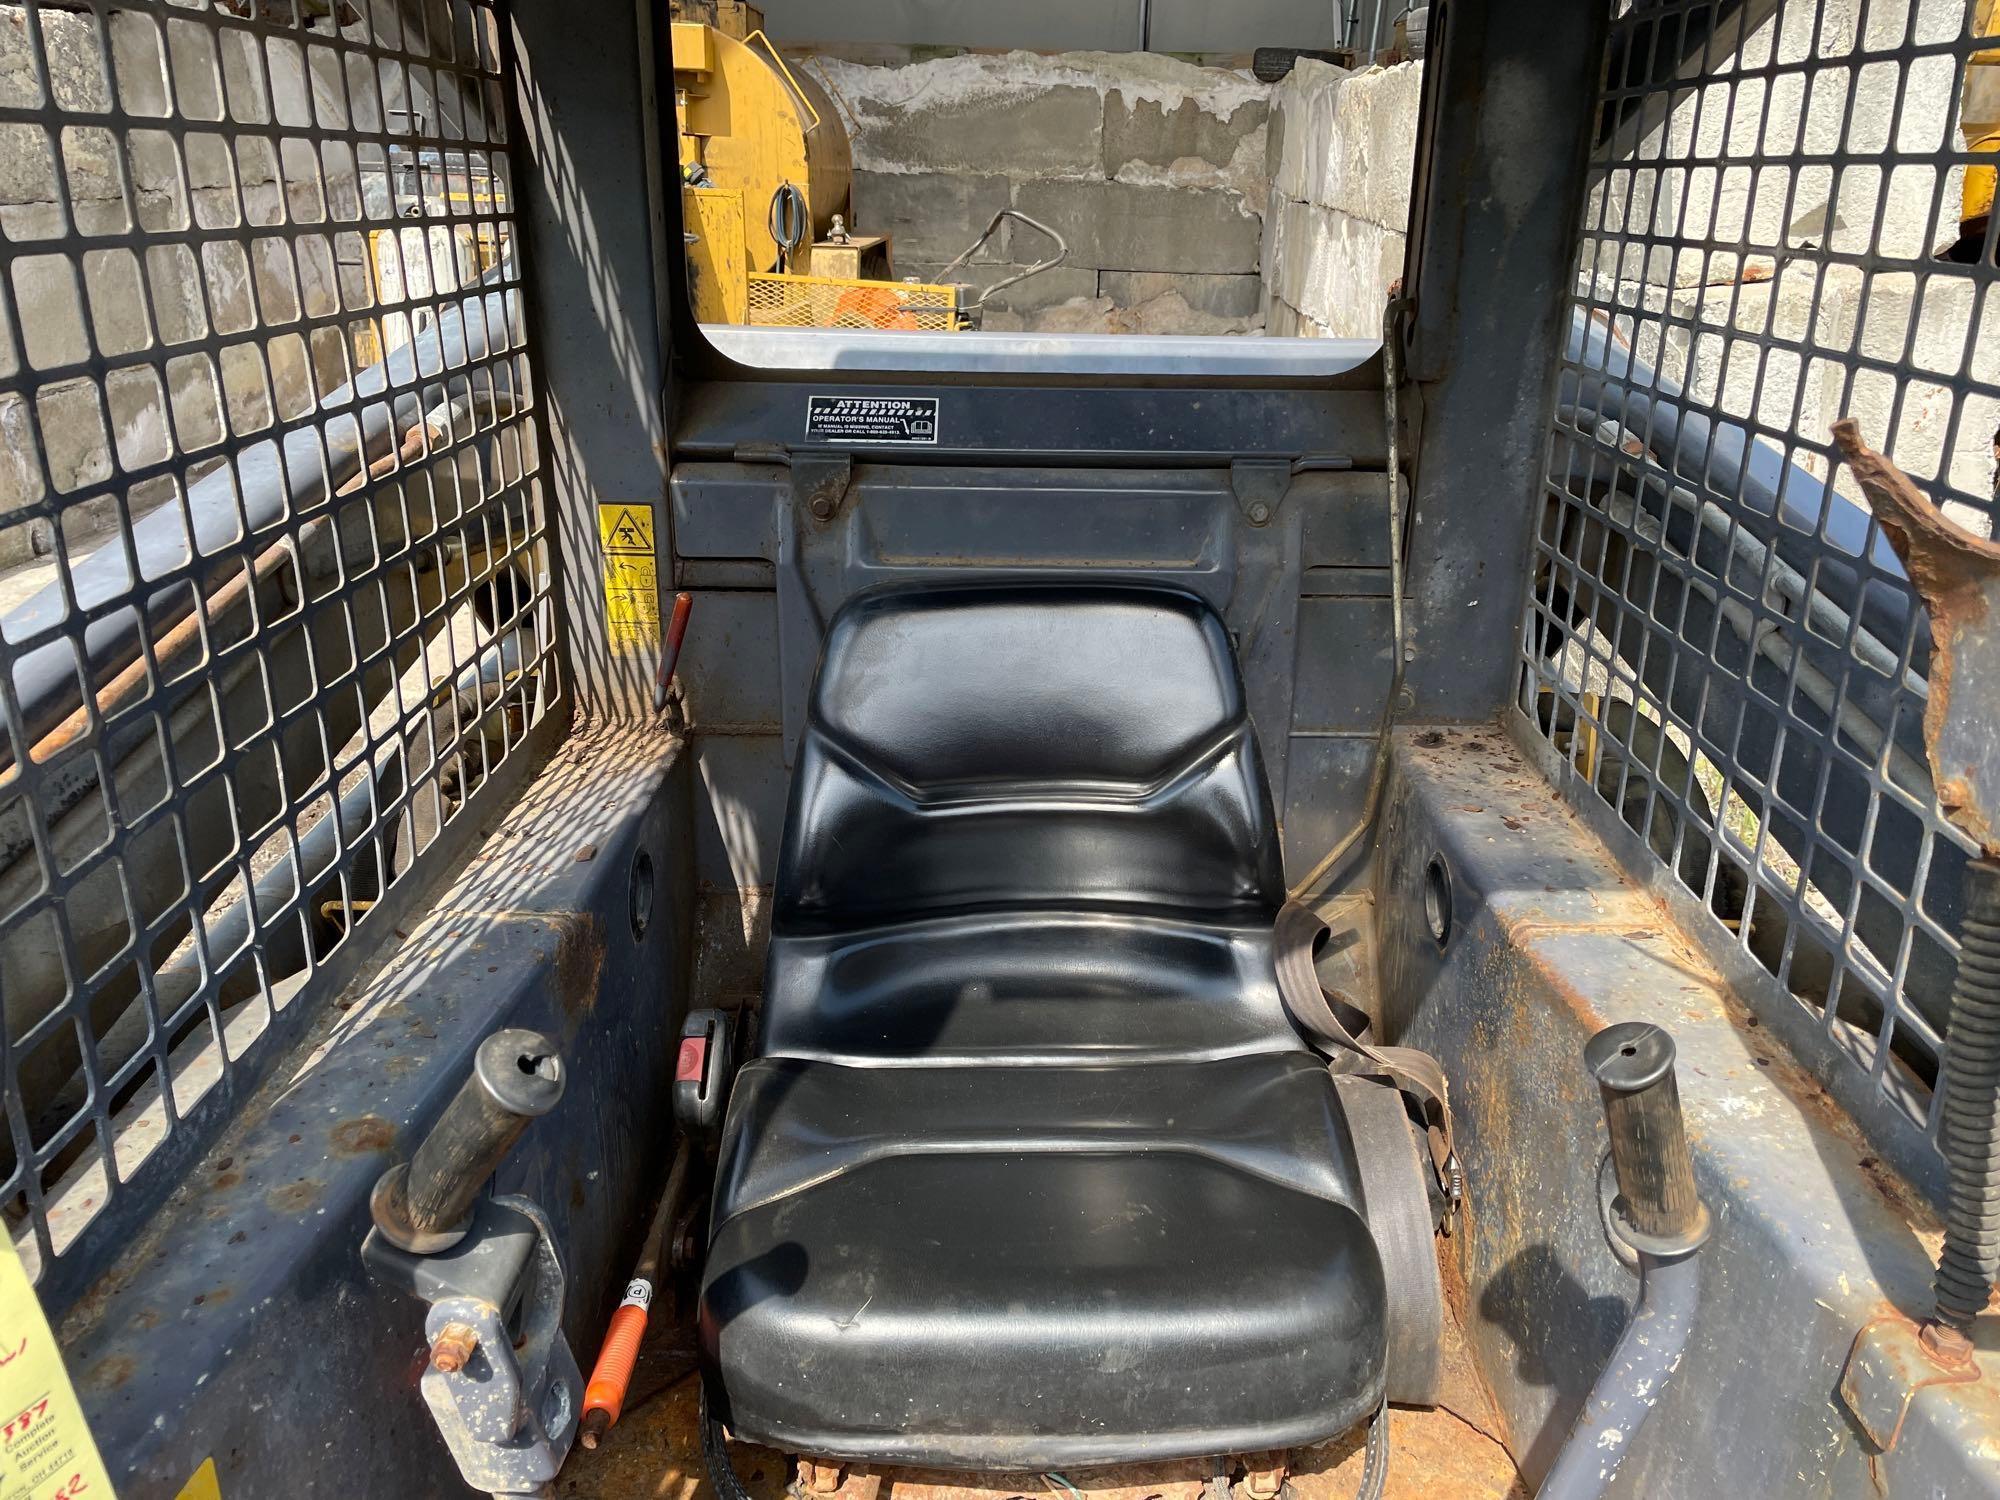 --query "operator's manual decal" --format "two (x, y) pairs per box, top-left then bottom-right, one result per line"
(805, 395), (939, 445)
(0, 1237), (116, 1500)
